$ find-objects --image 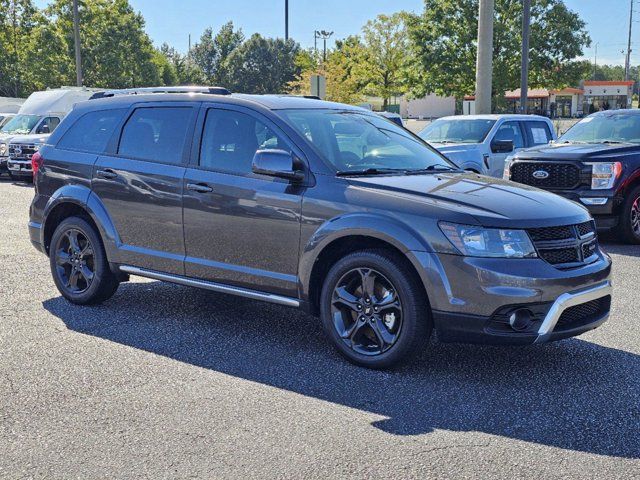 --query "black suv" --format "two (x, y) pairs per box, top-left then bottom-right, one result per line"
(29, 93), (612, 368)
(507, 109), (640, 243)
